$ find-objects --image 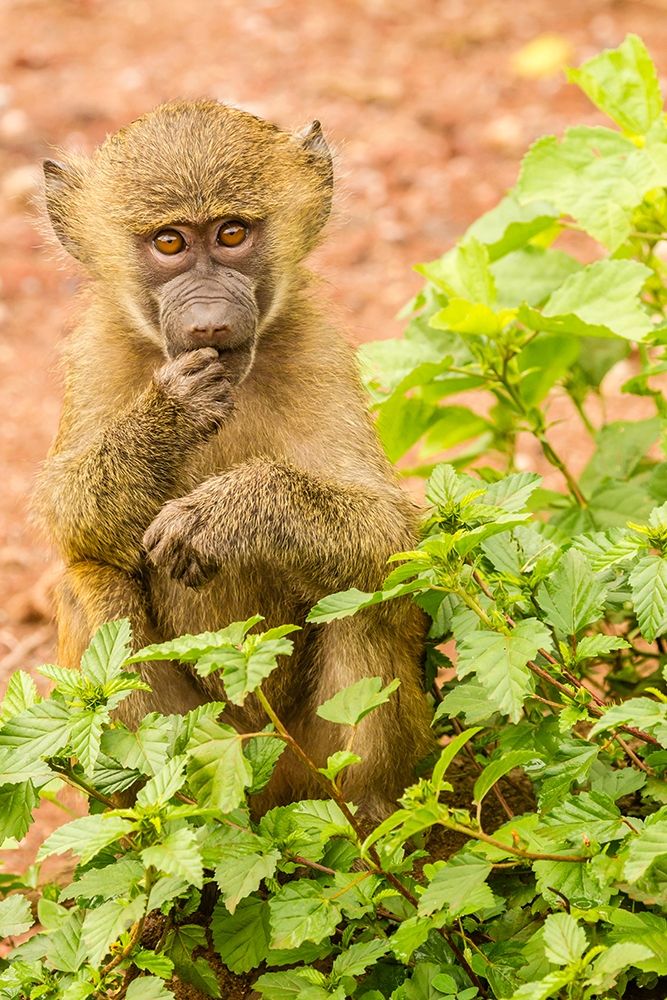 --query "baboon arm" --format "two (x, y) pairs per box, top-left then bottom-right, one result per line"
(35, 384), (198, 573)
(145, 458), (418, 597)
